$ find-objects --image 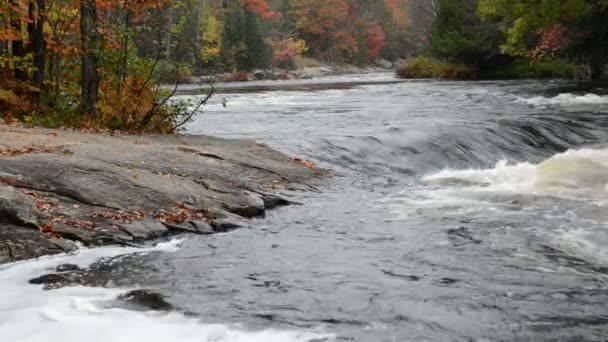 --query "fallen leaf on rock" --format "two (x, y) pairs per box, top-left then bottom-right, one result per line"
(293, 157), (316, 170)
(38, 224), (62, 238)
(93, 209), (148, 223)
(0, 145), (66, 156)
